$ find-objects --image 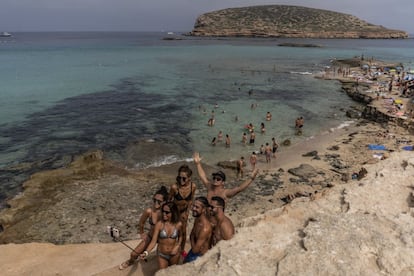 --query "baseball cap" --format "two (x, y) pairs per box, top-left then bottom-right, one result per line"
(212, 171), (226, 181)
